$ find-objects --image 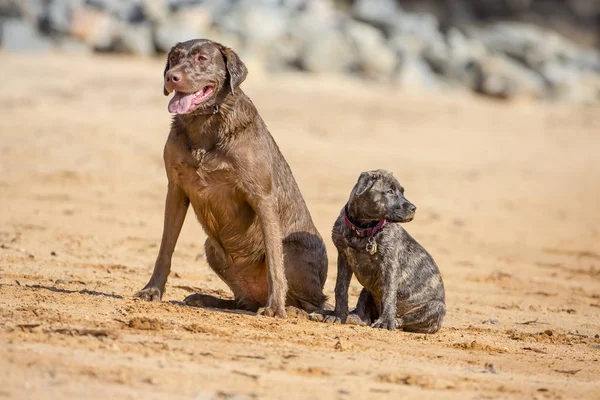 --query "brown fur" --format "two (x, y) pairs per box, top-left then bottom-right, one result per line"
(135, 39), (328, 318)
